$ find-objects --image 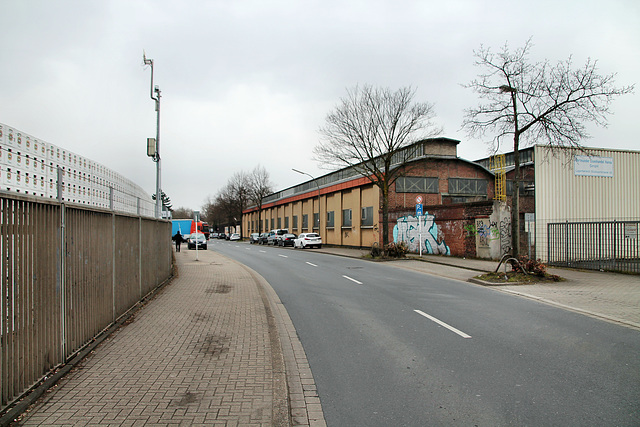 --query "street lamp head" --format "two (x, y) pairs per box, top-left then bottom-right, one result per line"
(143, 51), (153, 66)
